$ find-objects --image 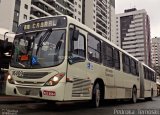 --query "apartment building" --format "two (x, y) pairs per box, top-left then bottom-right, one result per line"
(151, 37), (160, 67)
(116, 8), (151, 66)
(84, 0), (115, 41)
